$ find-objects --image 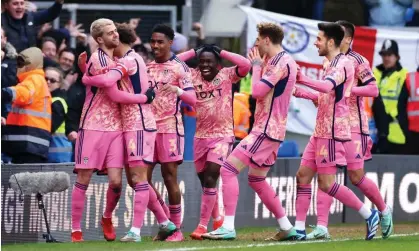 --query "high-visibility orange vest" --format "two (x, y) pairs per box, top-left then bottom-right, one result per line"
(233, 93), (251, 139)
(3, 69), (52, 158)
(406, 72), (419, 132)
